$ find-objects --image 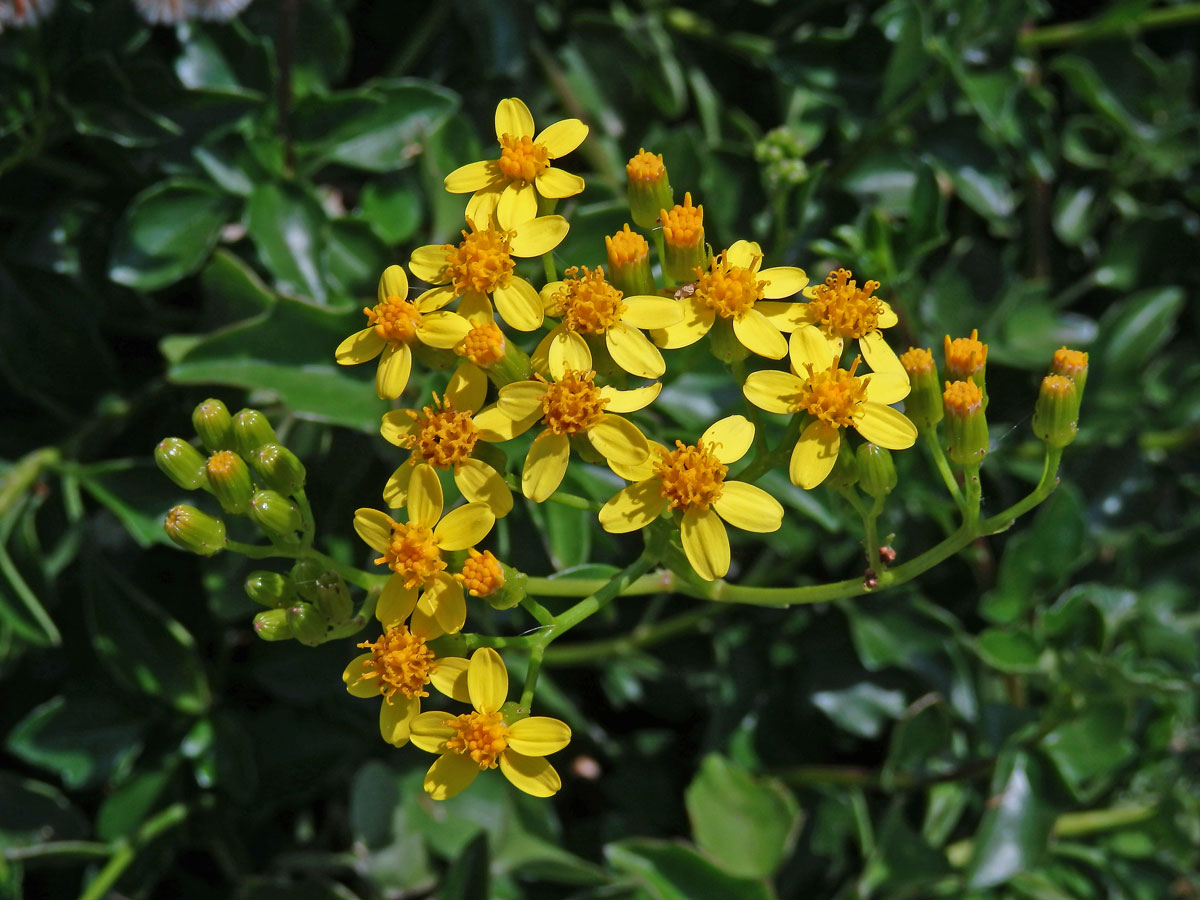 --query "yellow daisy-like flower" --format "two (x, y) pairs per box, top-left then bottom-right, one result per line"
(651, 239), (809, 359)
(380, 363), (513, 518)
(410, 648), (572, 800)
(493, 357), (659, 503)
(454, 293), (508, 369)
(341, 618), (471, 748)
(335, 265), (472, 400)
(443, 97), (589, 229)
(791, 267), (905, 378)
(534, 265), (682, 379)
(354, 466), (495, 637)
(743, 329), (917, 490)
(599, 415), (783, 582)
(408, 216), (569, 333)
